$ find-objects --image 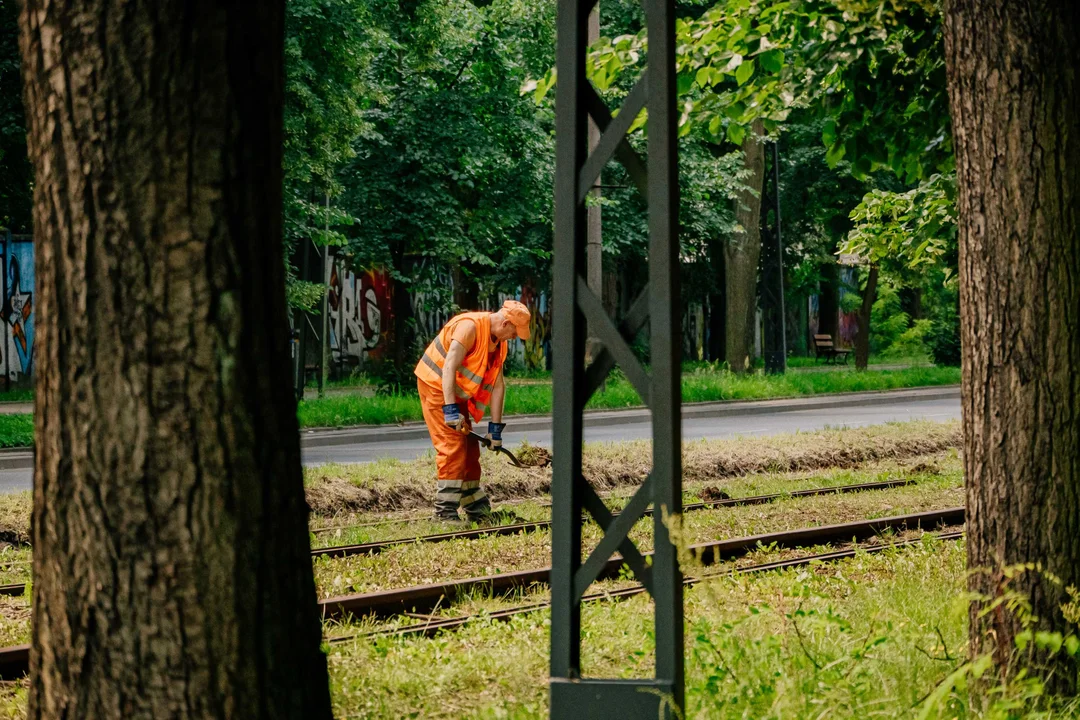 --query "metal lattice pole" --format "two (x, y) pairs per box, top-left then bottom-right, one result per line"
(550, 0), (683, 715)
